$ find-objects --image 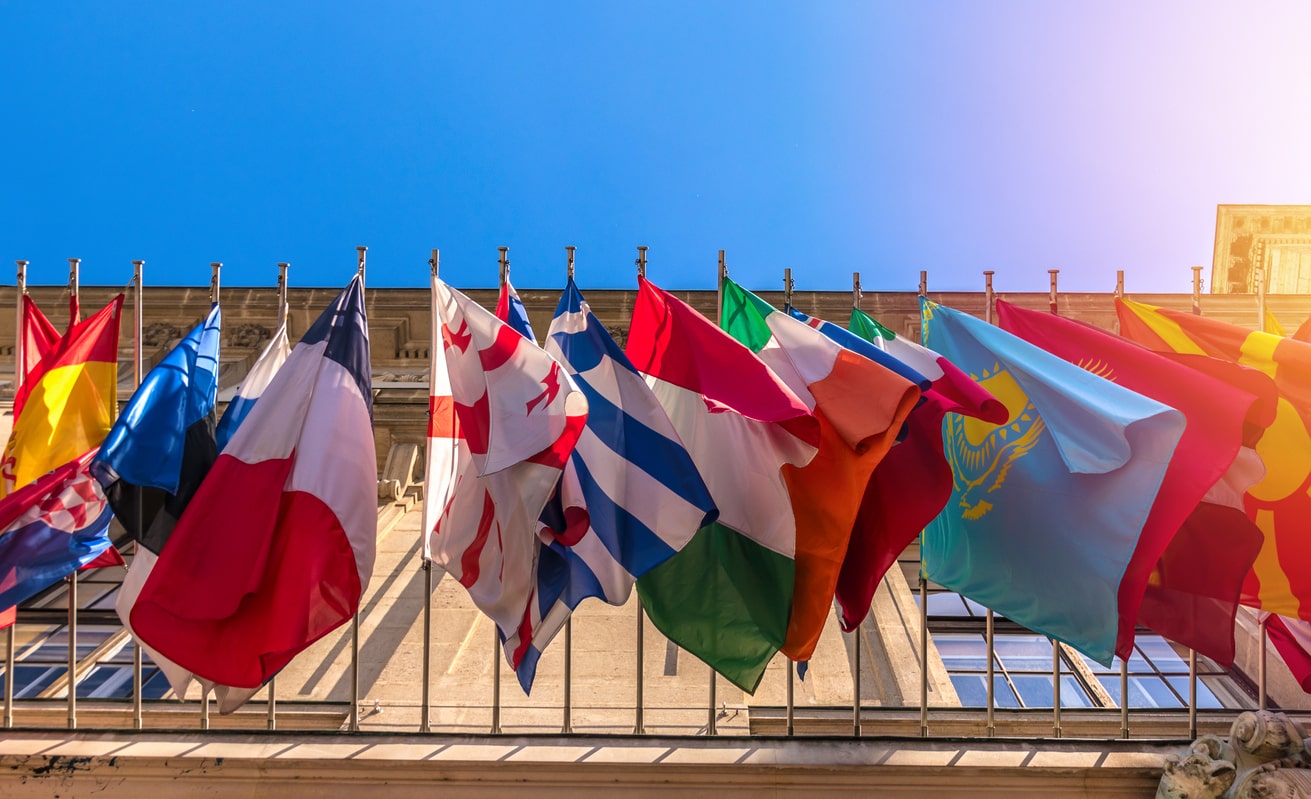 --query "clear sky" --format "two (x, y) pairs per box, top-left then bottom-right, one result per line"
(5, 1), (1311, 293)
